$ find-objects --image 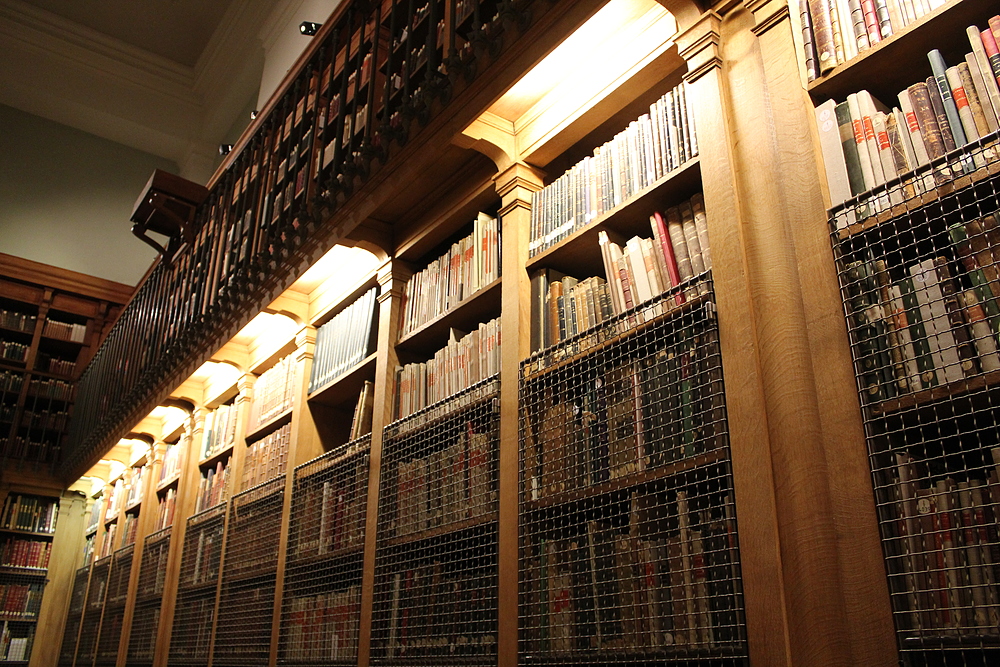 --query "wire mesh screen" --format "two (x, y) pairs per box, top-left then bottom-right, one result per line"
(831, 136), (1000, 665)
(169, 505), (226, 666)
(58, 566), (90, 667)
(95, 545), (133, 665)
(370, 377), (500, 664)
(127, 527), (171, 666)
(75, 556), (111, 667)
(212, 477), (285, 666)
(518, 280), (748, 665)
(279, 435), (370, 665)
